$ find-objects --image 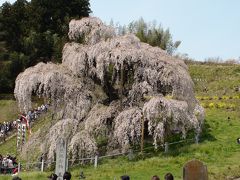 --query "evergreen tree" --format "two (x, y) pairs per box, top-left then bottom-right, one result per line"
(0, 0), (91, 93)
(30, 0), (91, 35)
